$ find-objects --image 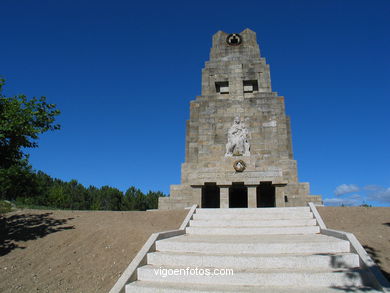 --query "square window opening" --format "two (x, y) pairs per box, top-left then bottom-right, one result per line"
(215, 81), (229, 94)
(243, 80), (259, 93)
